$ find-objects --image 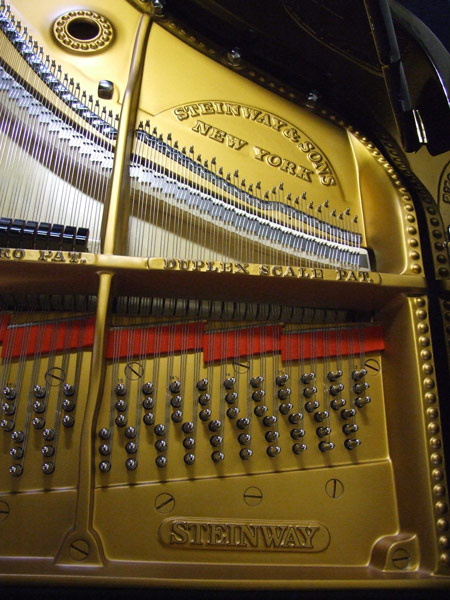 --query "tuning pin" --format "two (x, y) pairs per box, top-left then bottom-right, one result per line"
(143, 397), (154, 410)
(169, 380), (181, 394)
(223, 377), (236, 389)
(290, 428), (305, 440)
(99, 444), (110, 456)
(353, 382), (369, 394)
(115, 414), (127, 427)
(343, 423), (359, 435)
(267, 445), (281, 457)
(279, 402), (293, 414)
(227, 407), (239, 419)
(252, 389), (265, 401)
(115, 399), (127, 412)
(237, 418), (250, 430)
(329, 383), (344, 396)
(254, 405), (268, 417)
(314, 411), (329, 422)
(3, 386), (16, 400)
(239, 448), (253, 460)
(209, 420), (222, 432)
(33, 385), (46, 399)
(171, 395), (182, 408)
(198, 393), (211, 406)
(43, 428), (55, 441)
(199, 409), (211, 421)
(196, 378), (208, 391)
(10, 447), (24, 458)
(62, 398), (75, 412)
(155, 456), (166, 468)
(184, 453), (195, 465)
(127, 458), (139, 470)
(265, 431), (279, 442)
(99, 460), (111, 473)
(355, 396), (371, 408)
(41, 445), (54, 457)
(183, 437), (195, 449)
(115, 383), (127, 396)
(154, 424), (166, 436)
(305, 400), (319, 412)
(319, 441), (335, 452)
(303, 386), (317, 398)
(341, 408), (356, 420)
(212, 450), (225, 463)
(238, 433), (251, 445)
(331, 398), (346, 410)
(316, 426), (331, 438)
(344, 438), (361, 450)
(293, 443), (307, 454)
(327, 370), (343, 381)
(289, 412), (303, 424)
(42, 462), (54, 474)
(276, 373), (289, 386)
(301, 372), (315, 384)
(11, 430), (24, 443)
(352, 369), (367, 381)
(2, 402), (15, 415)
(143, 412), (154, 425)
(182, 422), (194, 434)
(142, 381), (153, 395)
(250, 375), (264, 388)
(277, 387), (291, 400)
